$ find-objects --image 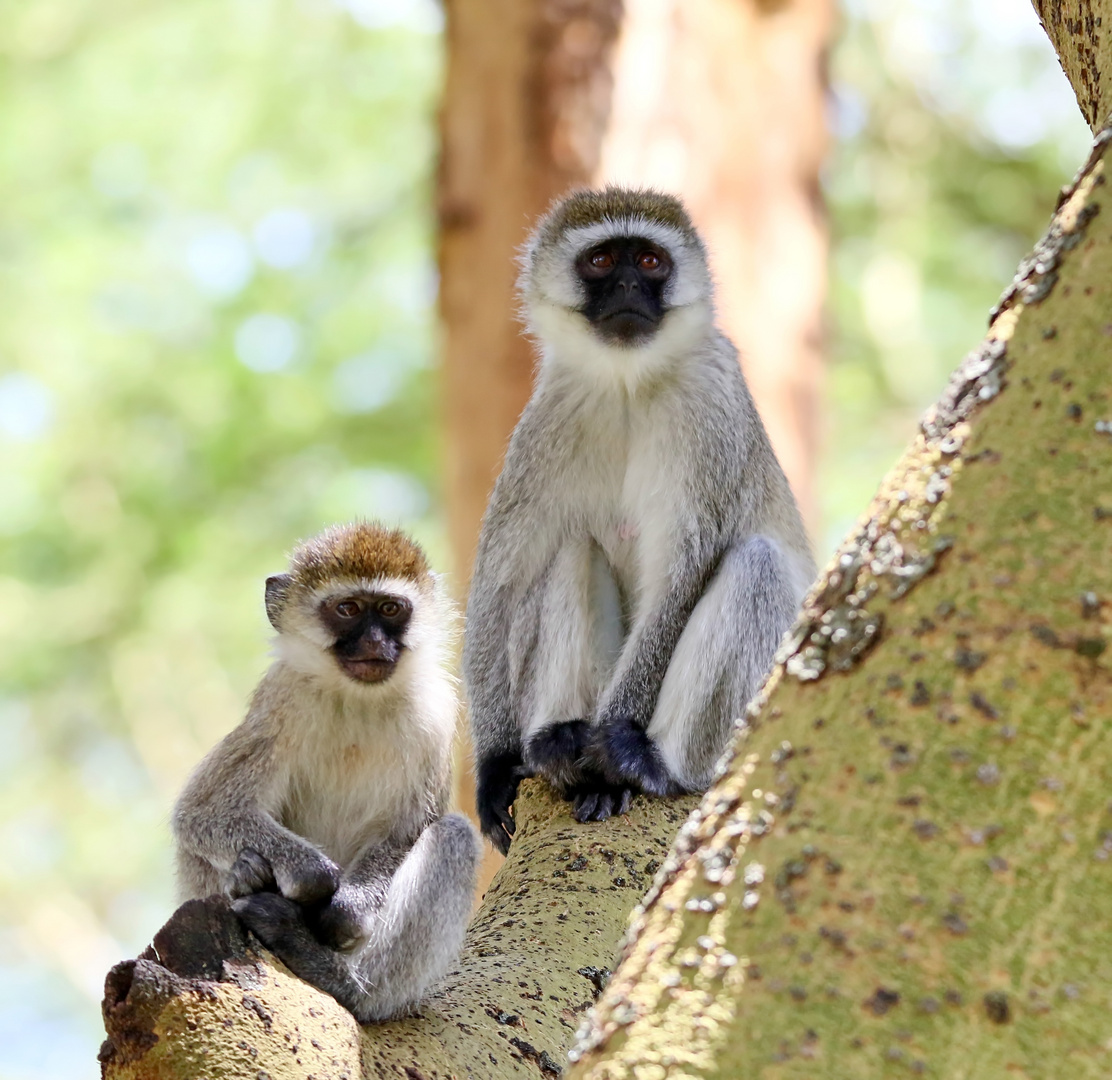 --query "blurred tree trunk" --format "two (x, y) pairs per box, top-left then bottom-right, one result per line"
(596, 0), (832, 524)
(438, 0), (623, 589)
(441, 0), (834, 890)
